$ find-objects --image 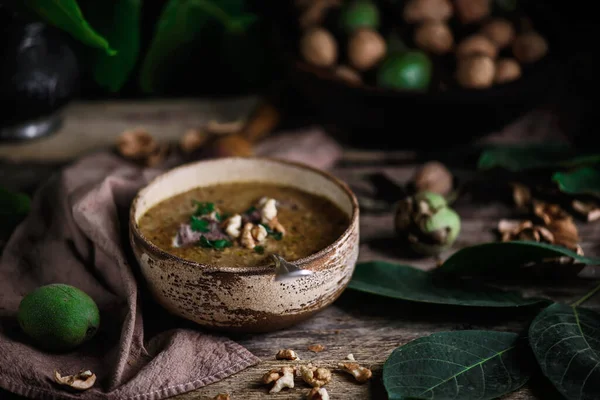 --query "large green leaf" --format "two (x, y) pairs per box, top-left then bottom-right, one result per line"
(529, 303), (600, 400)
(553, 167), (600, 197)
(348, 261), (546, 307)
(383, 330), (532, 400)
(139, 0), (257, 94)
(80, 0), (141, 92)
(436, 241), (600, 277)
(24, 0), (115, 55)
(477, 144), (600, 172)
